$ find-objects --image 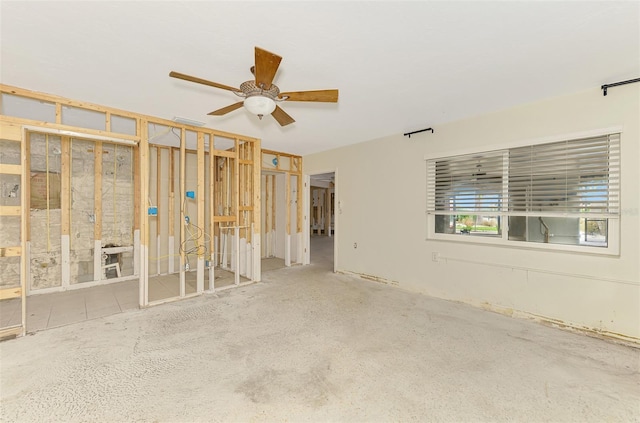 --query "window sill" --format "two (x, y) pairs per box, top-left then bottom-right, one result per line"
(427, 232), (620, 256)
